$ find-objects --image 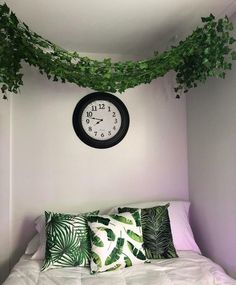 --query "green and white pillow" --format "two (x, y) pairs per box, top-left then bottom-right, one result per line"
(42, 210), (99, 271)
(118, 204), (178, 259)
(87, 210), (148, 273)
